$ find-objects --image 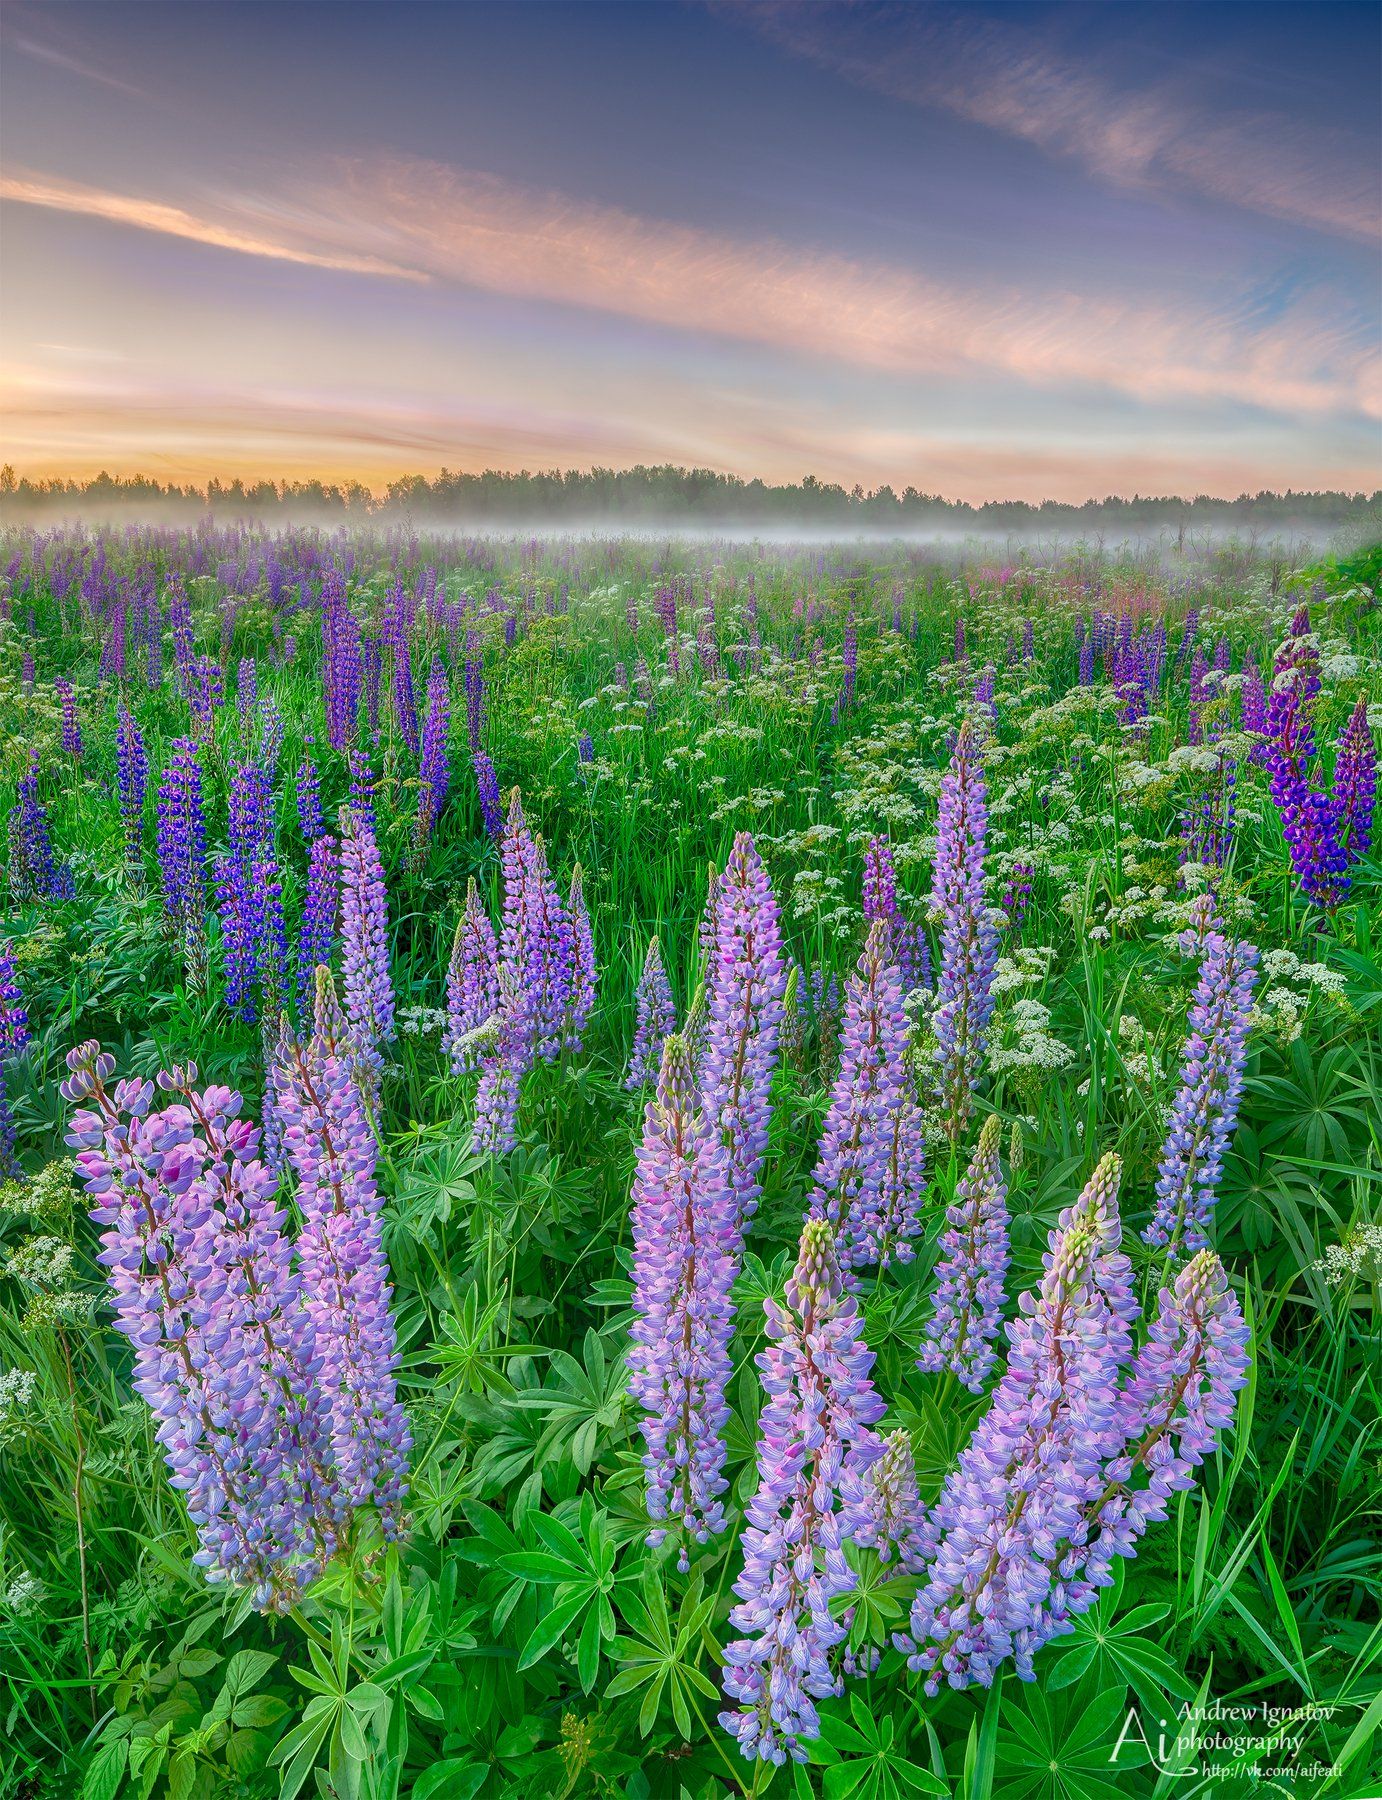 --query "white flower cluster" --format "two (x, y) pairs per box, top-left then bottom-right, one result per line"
(1315, 1224), (1382, 1288)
